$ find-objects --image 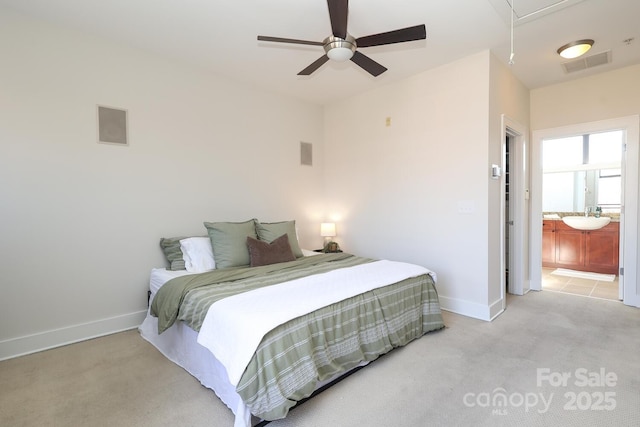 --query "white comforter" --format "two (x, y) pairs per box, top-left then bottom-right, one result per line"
(197, 260), (435, 386)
